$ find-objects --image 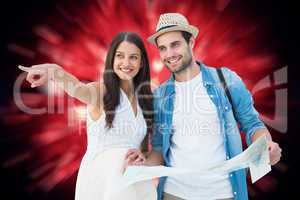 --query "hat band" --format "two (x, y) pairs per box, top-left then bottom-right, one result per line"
(156, 24), (177, 32)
